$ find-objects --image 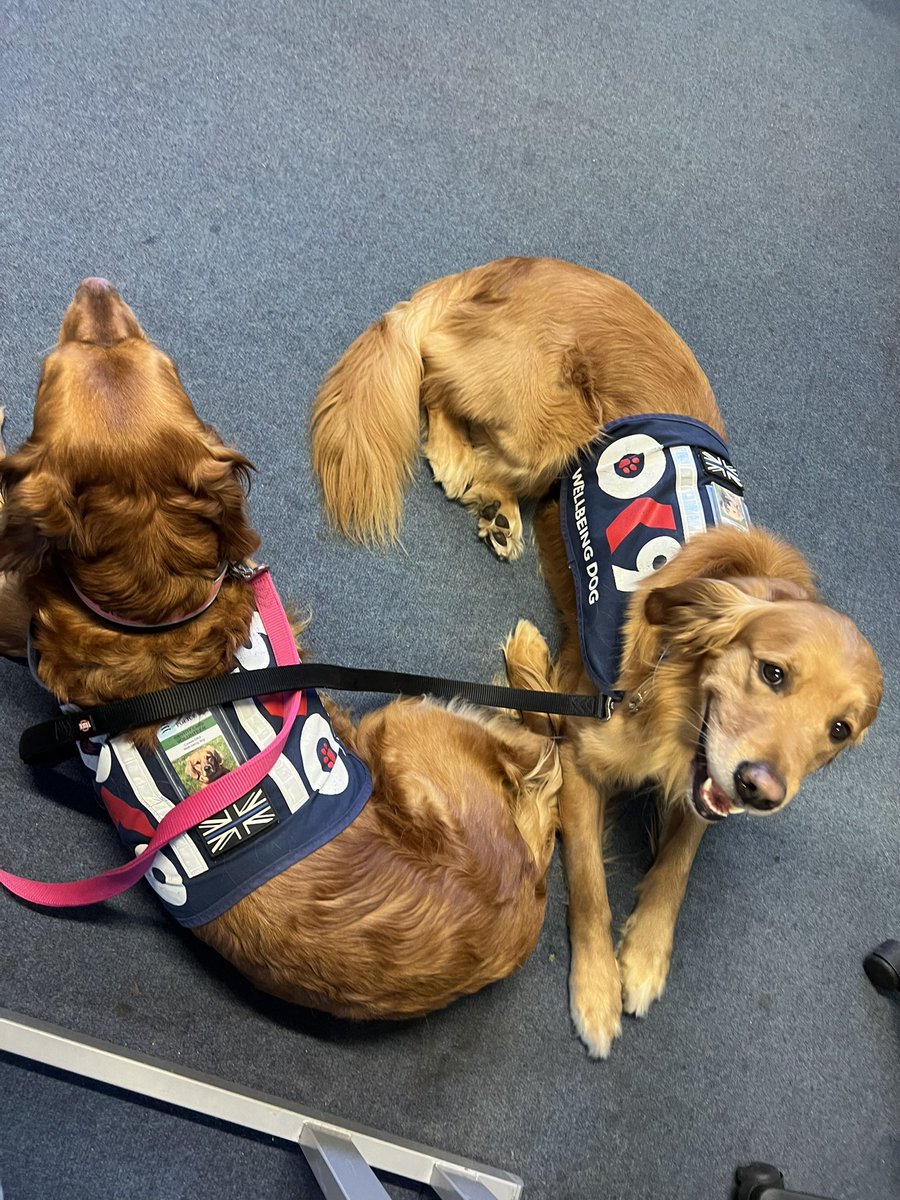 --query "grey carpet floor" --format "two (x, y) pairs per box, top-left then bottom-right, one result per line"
(0, 2), (897, 1198)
